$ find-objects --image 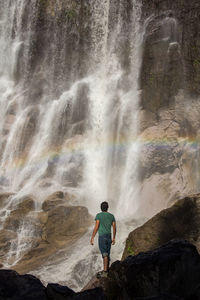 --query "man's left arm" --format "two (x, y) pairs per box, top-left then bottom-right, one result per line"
(112, 221), (116, 245)
(90, 220), (100, 245)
